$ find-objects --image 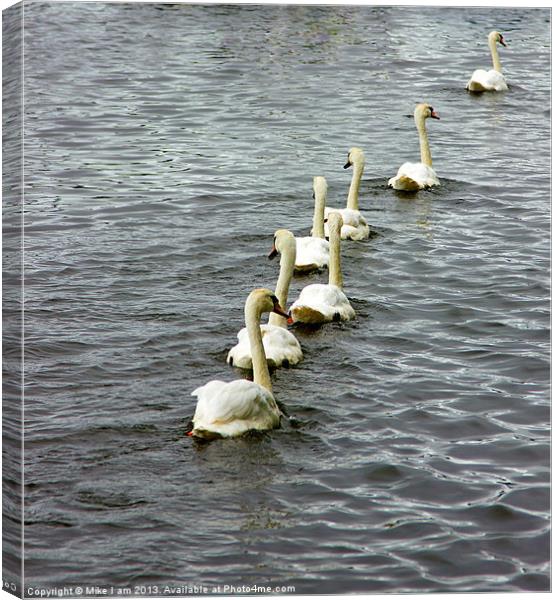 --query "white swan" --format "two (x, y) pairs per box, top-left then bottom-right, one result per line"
(324, 147), (370, 241)
(295, 176), (330, 273)
(190, 288), (288, 439)
(388, 103), (440, 192)
(227, 230), (303, 369)
(467, 31), (508, 93)
(289, 212), (355, 324)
